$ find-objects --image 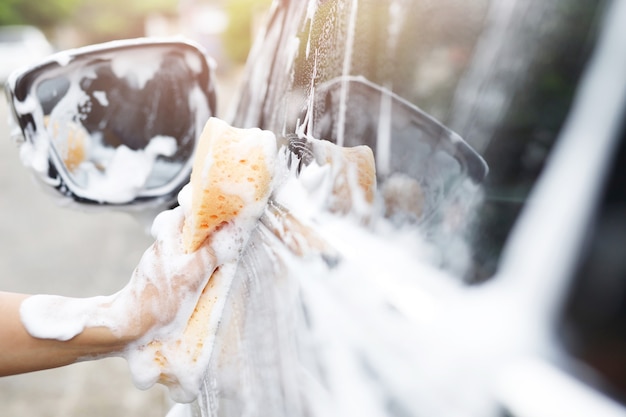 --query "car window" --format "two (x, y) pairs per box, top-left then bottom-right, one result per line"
(234, 0), (607, 283)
